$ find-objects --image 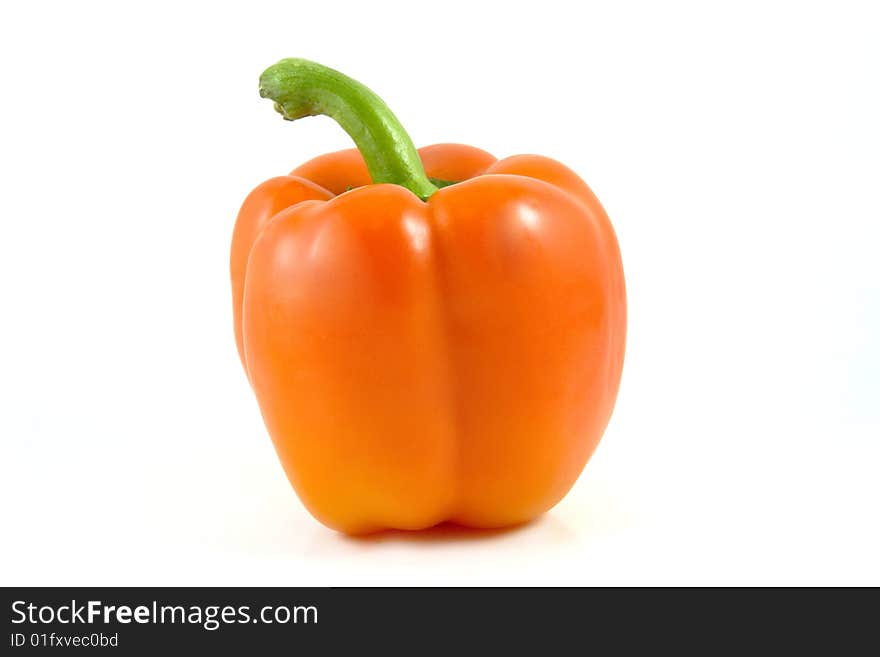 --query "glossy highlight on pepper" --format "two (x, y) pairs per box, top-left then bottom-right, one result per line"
(231, 58), (626, 534)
